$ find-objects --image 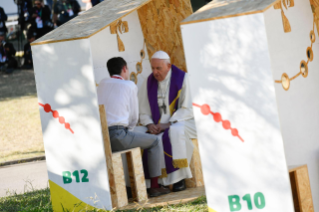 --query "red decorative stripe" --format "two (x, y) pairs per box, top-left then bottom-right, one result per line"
(38, 103), (74, 134)
(193, 103), (244, 142)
